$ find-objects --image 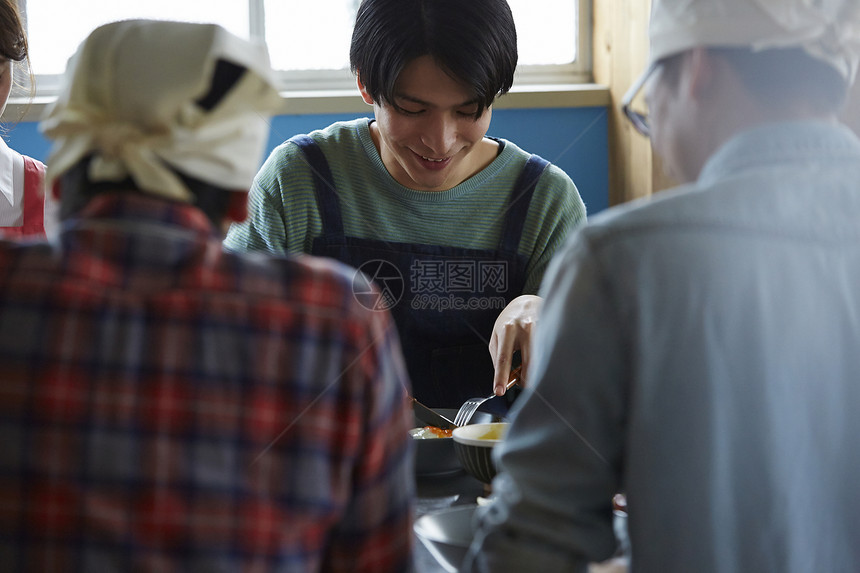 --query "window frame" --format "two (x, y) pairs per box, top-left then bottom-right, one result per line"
(271, 0), (593, 92)
(11, 0), (600, 117)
